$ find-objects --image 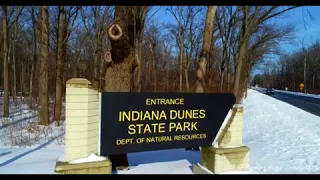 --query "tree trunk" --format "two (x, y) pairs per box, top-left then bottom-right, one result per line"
(21, 61), (25, 96)
(243, 70), (250, 98)
(226, 58), (231, 92)
(195, 6), (217, 93)
(219, 47), (227, 92)
(12, 37), (17, 102)
(239, 61), (250, 99)
(54, 6), (65, 126)
(0, 65), (2, 97)
(93, 36), (100, 88)
(12, 7), (20, 102)
(104, 55), (133, 92)
(38, 6), (49, 125)
(312, 70), (315, 90)
(137, 39), (143, 92)
(104, 6), (143, 169)
(2, 6), (9, 117)
(179, 40), (183, 92)
(135, 7), (148, 92)
(28, 59), (34, 109)
(166, 62), (169, 91)
(151, 43), (157, 92)
(92, 13), (102, 89)
(72, 57), (78, 77)
(184, 56), (189, 91)
(244, 76), (249, 98)
(207, 41), (214, 89)
(72, 48), (84, 78)
(233, 34), (249, 104)
(185, 44), (190, 91)
(28, 8), (37, 110)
